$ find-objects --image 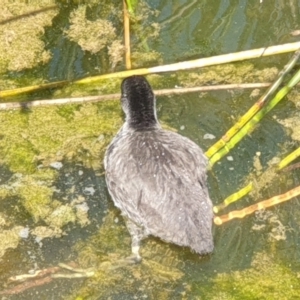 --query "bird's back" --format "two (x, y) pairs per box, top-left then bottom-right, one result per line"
(105, 127), (213, 254)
